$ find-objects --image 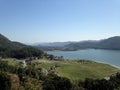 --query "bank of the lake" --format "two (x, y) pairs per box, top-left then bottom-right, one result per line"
(47, 49), (120, 67)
